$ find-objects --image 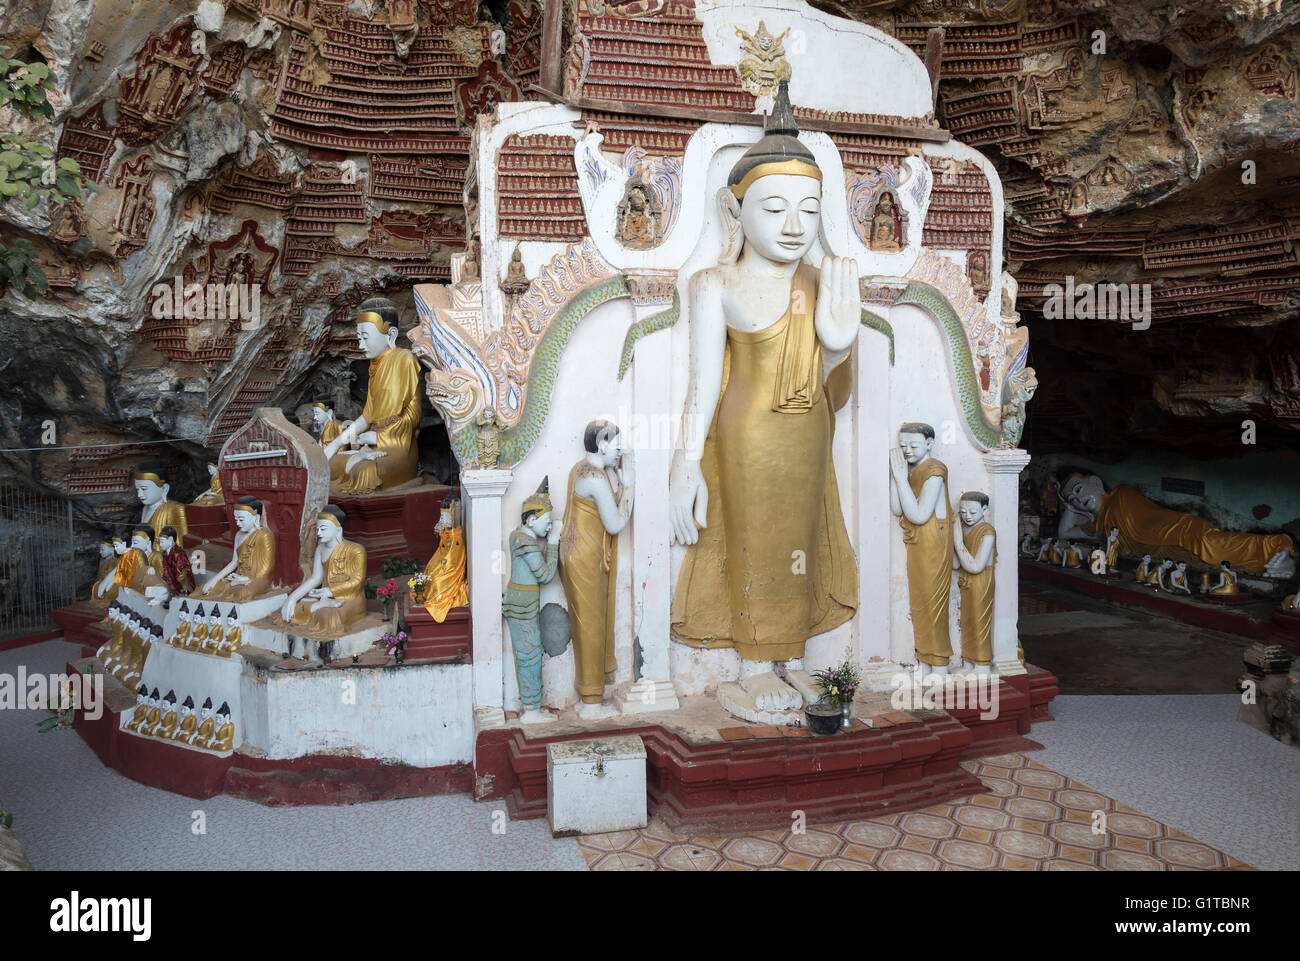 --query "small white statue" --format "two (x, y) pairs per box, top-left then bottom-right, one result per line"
(1036, 536), (1055, 563)
(1165, 560), (1191, 595)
